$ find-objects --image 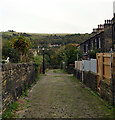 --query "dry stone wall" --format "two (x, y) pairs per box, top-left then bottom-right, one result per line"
(2, 63), (38, 112)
